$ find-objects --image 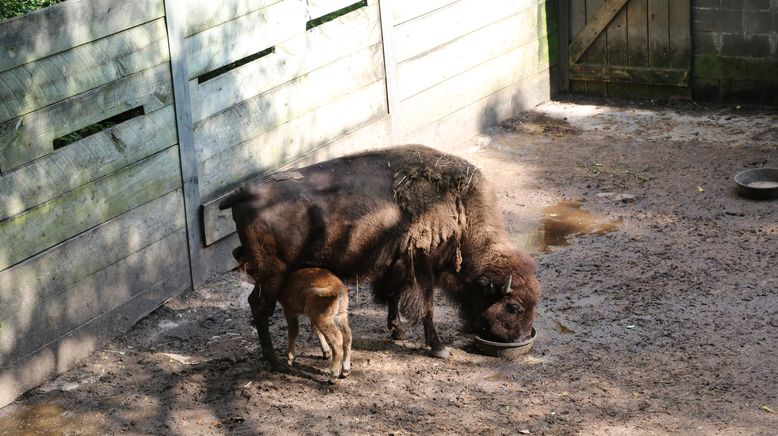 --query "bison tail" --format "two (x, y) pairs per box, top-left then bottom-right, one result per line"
(218, 189), (253, 210)
(305, 285), (341, 298)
